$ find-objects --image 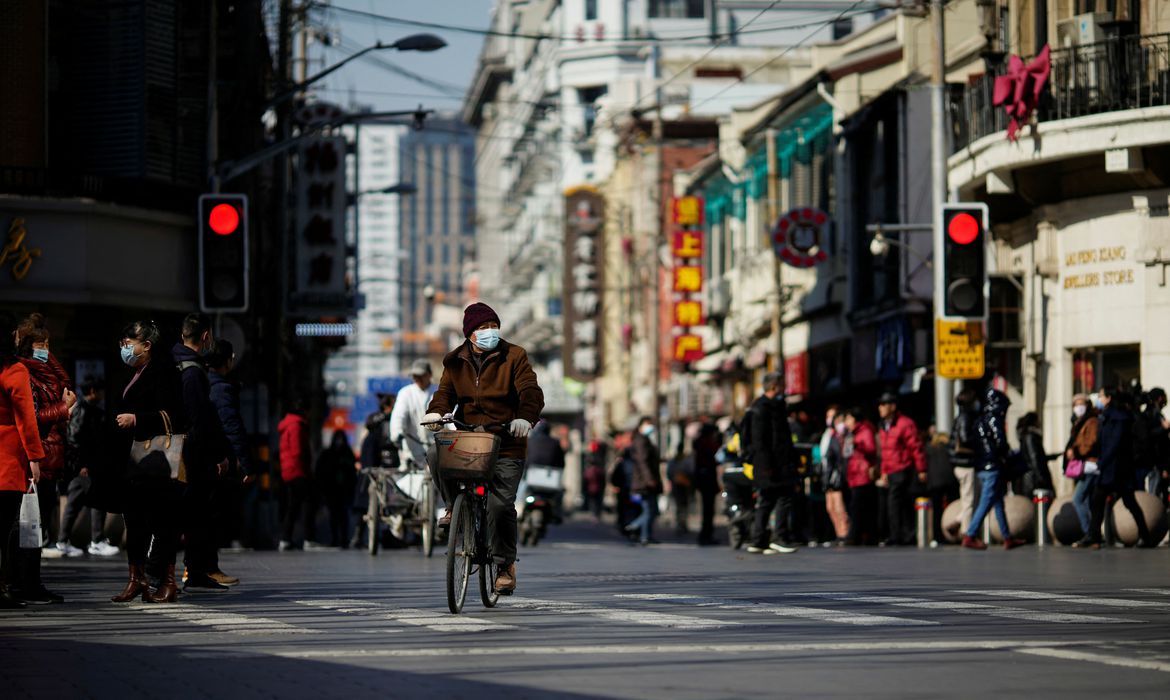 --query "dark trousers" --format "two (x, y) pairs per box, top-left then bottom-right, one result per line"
(0, 491), (22, 590)
(126, 478), (183, 567)
(59, 475), (105, 544)
(752, 485), (795, 548)
(183, 476), (218, 576)
(848, 484), (879, 545)
(1088, 483), (1151, 544)
(282, 477), (315, 544)
(326, 494), (350, 547)
(697, 486), (717, 541)
(584, 491), (603, 519)
(486, 458), (523, 566)
(886, 470), (915, 545)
